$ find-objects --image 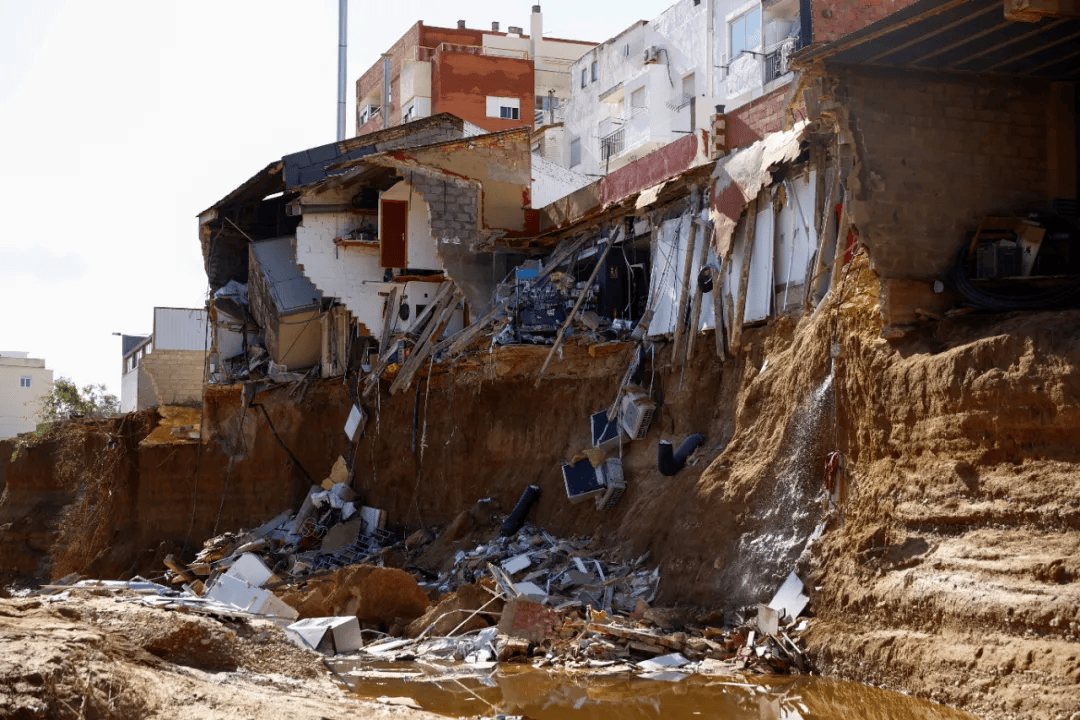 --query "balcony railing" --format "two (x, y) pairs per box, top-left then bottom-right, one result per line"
(600, 127), (625, 161)
(415, 43), (529, 62)
(764, 35), (801, 84)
